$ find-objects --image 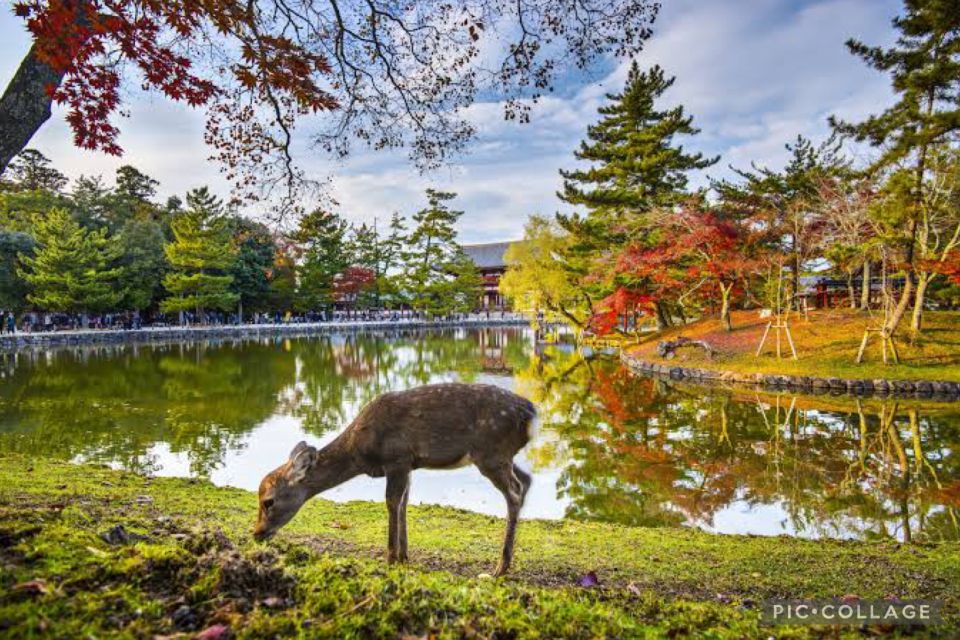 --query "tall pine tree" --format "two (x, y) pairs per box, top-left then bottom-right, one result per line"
(557, 63), (716, 328)
(19, 207), (121, 313)
(161, 187), (237, 320)
(830, 0), (960, 334)
(292, 208), (349, 313)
